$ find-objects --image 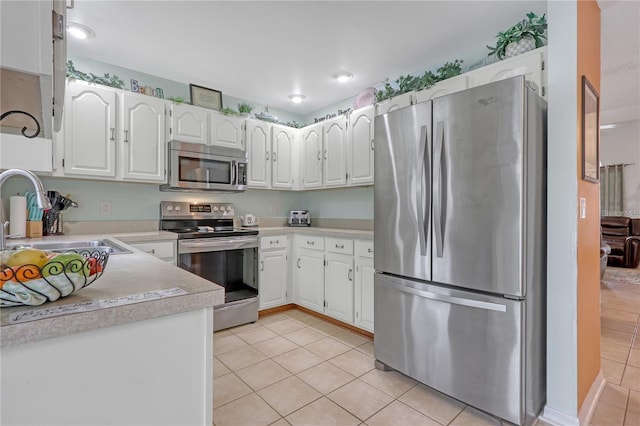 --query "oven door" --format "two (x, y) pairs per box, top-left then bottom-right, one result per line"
(167, 149), (247, 192)
(177, 237), (258, 303)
